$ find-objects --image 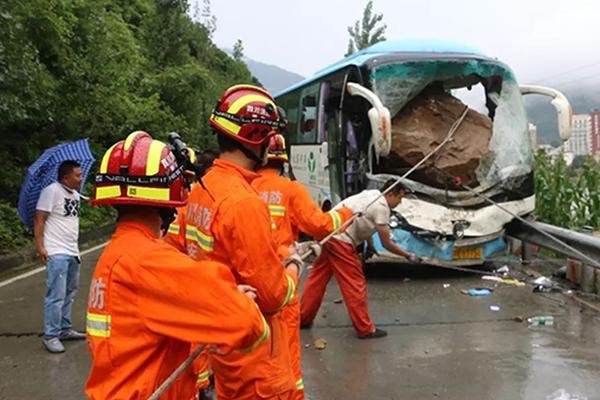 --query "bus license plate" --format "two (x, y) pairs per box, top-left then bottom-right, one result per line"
(452, 247), (483, 259)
